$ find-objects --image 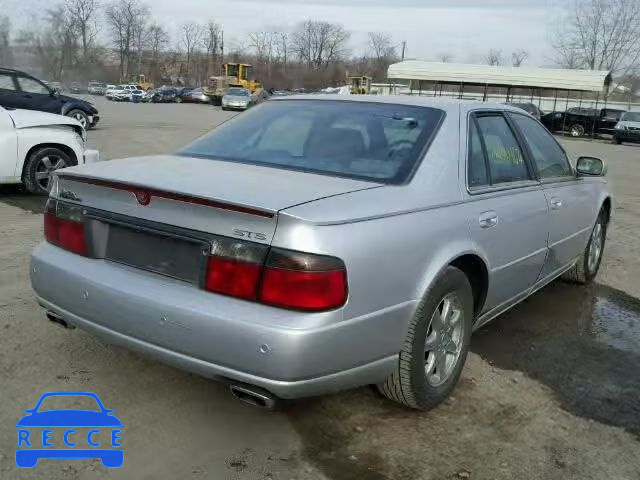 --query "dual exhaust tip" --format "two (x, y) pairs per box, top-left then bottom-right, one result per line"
(47, 310), (279, 410)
